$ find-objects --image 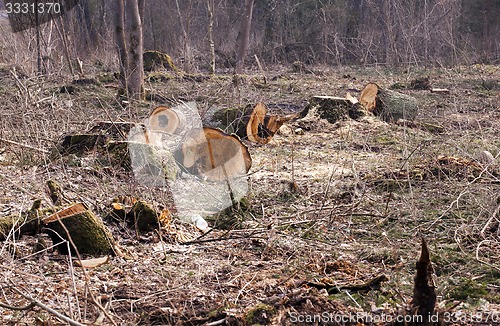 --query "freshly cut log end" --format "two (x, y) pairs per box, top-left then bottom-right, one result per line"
(246, 102), (293, 144)
(359, 82), (379, 112)
(149, 106), (181, 134)
(43, 203), (116, 256)
(175, 127), (252, 181)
